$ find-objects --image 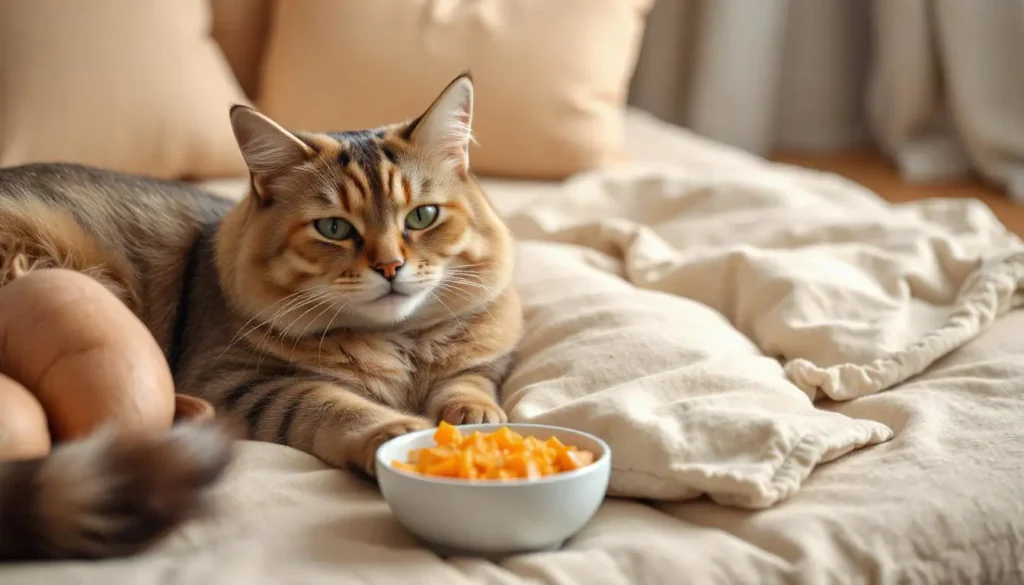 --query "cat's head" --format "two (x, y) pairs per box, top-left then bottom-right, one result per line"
(215, 73), (514, 333)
